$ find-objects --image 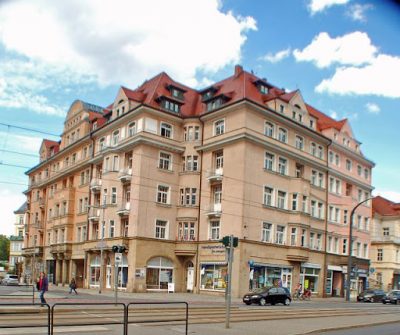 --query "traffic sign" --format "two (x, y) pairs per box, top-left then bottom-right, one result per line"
(115, 253), (122, 263)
